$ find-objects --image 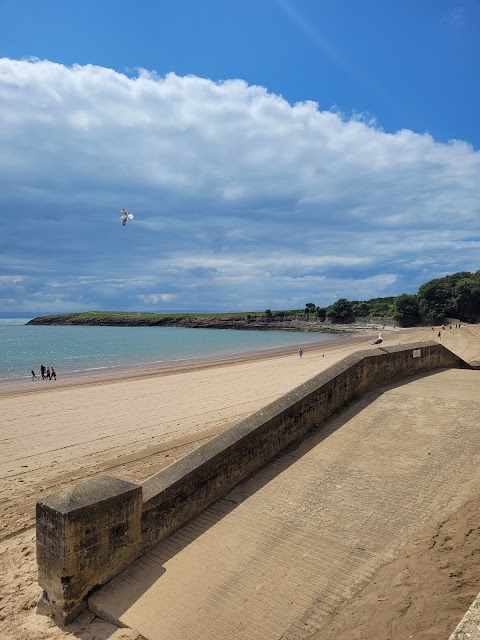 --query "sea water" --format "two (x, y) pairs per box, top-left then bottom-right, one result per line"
(0, 318), (347, 383)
